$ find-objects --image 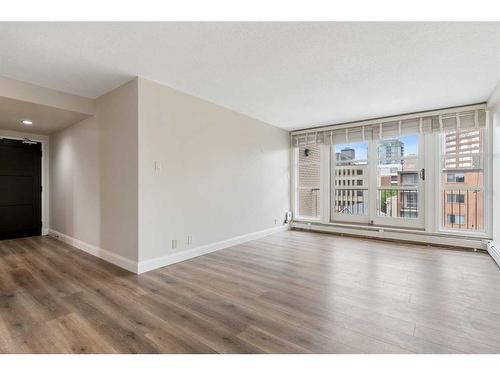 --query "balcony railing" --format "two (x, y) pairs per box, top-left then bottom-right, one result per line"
(333, 189), (368, 215)
(377, 188), (419, 219)
(331, 188), (483, 229)
(442, 188), (484, 231)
